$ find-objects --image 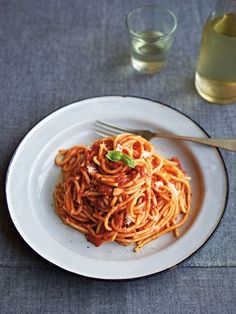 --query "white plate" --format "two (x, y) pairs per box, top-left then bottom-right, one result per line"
(5, 96), (228, 280)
